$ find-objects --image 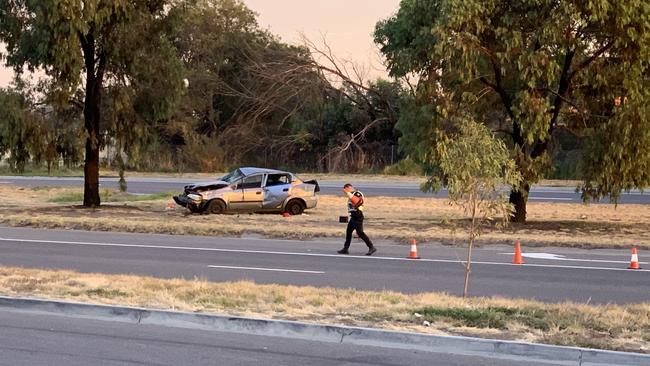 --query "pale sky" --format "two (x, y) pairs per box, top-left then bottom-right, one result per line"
(0, 0), (401, 87)
(242, 0), (400, 79)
